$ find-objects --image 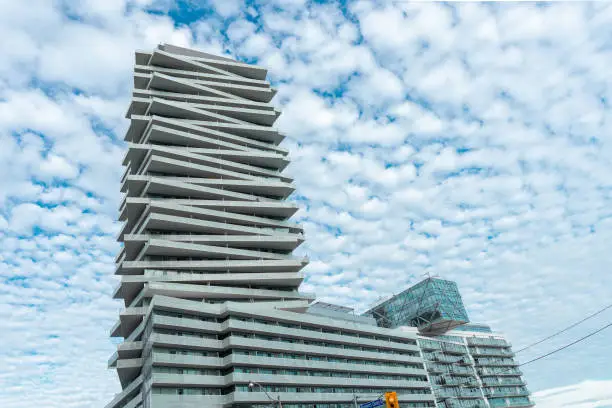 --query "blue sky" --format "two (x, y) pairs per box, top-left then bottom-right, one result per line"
(0, 0), (611, 407)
